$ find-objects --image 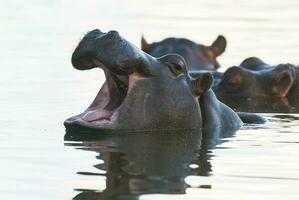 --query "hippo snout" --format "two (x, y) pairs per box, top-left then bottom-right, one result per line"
(71, 52), (95, 70)
(95, 30), (123, 44)
(106, 30), (120, 37)
(71, 29), (106, 70)
(88, 29), (104, 36)
(71, 29), (144, 75)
